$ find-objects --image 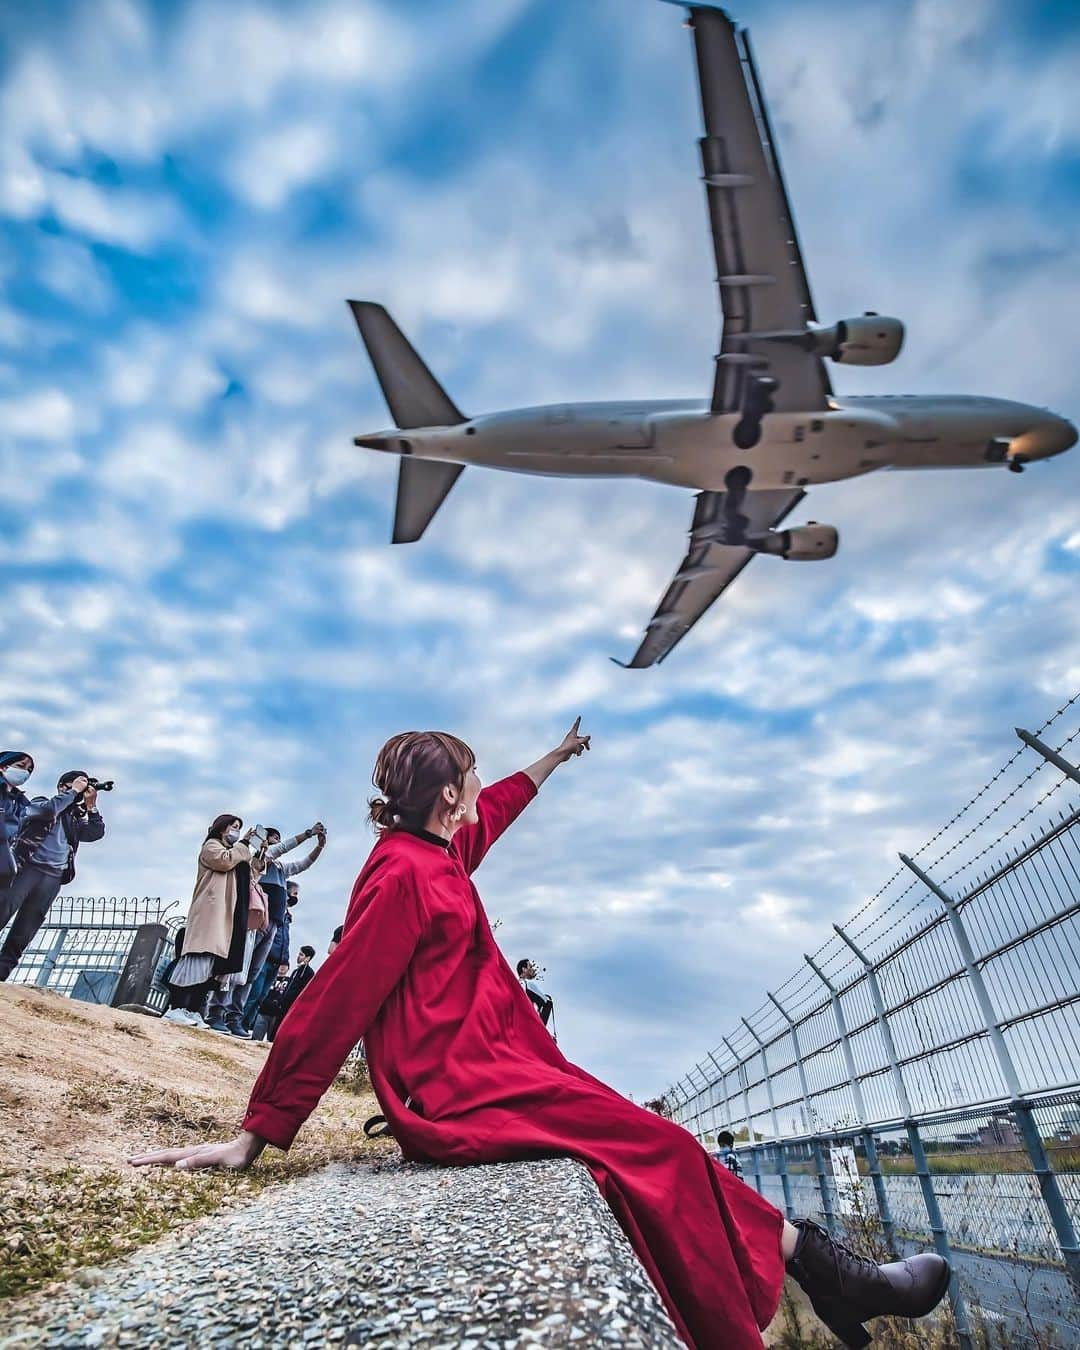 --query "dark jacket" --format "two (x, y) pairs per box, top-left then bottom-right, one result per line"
(15, 790), (105, 884)
(268, 910), (293, 967)
(1, 782), (30, 847)
(277, 962), (315, 1017)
